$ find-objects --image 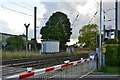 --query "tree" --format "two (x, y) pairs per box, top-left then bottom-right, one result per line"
(40, 12), (72, 49)
(5, 36), (25, 51)
(78, 24), (99, 48)
(29, 38), (41, 51)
